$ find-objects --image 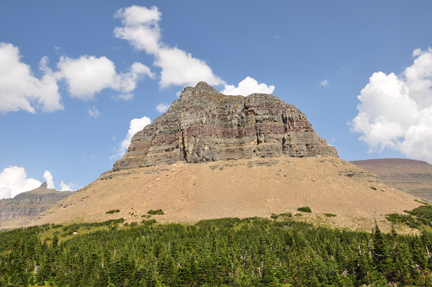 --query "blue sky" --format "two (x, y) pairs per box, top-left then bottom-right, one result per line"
(2, 1), (432, 198)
